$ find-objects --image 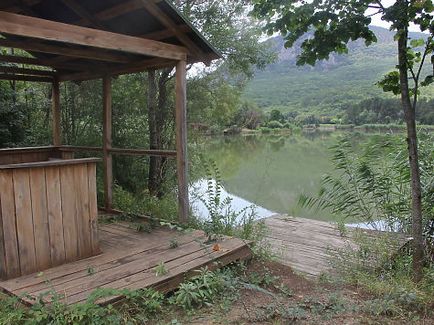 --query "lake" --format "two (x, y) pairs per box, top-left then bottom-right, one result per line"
(191, 130), (373, 225)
